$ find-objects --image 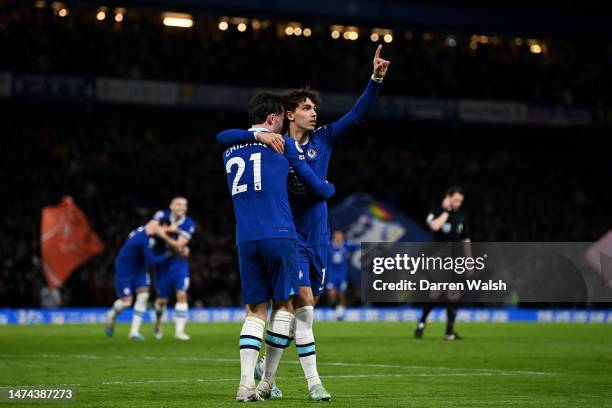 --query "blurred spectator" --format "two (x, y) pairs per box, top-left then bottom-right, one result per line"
(0, 4), (609, 106)
(0, 2), (610, 308)
(0, 105), (610, 307)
